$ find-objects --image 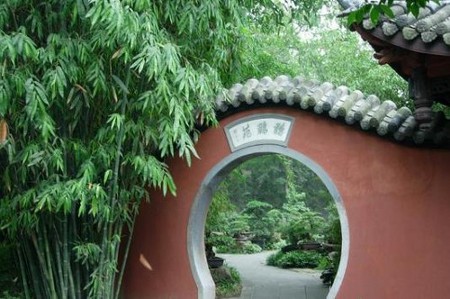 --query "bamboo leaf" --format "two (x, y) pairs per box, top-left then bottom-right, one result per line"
(103, 169), (112, 184)
(380, 4), (395, 18)
(107, 113), (124, 131)
(112, 75), (129, 94)
(370, 6), (380, 24)
(0, 83), (9, 116)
